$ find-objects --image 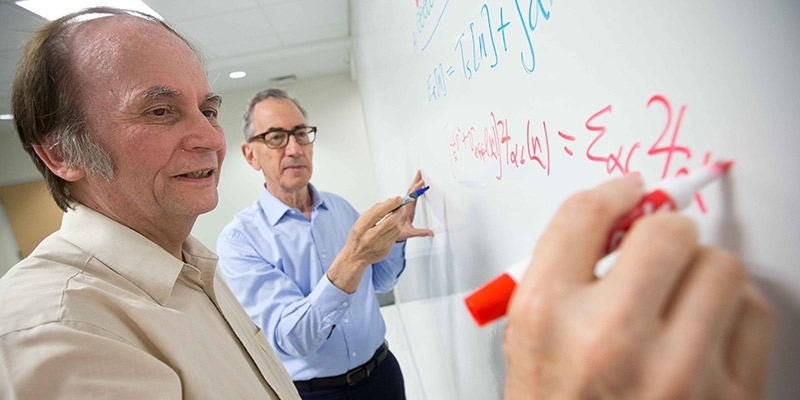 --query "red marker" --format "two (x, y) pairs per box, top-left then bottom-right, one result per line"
(464, 161), (734, 327)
